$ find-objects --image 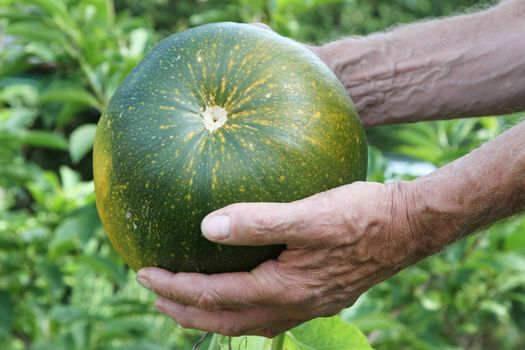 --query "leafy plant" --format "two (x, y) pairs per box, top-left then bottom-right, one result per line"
(1, 0), (523, 349)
